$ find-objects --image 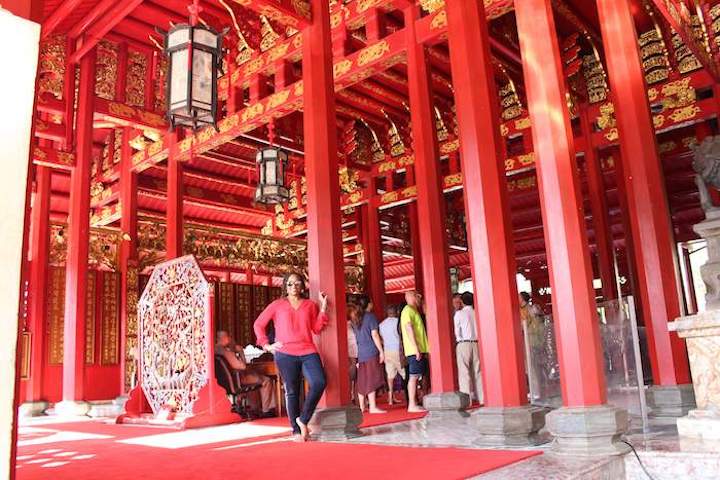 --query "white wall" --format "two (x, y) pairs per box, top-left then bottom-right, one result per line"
(0, 9), (39, 479)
